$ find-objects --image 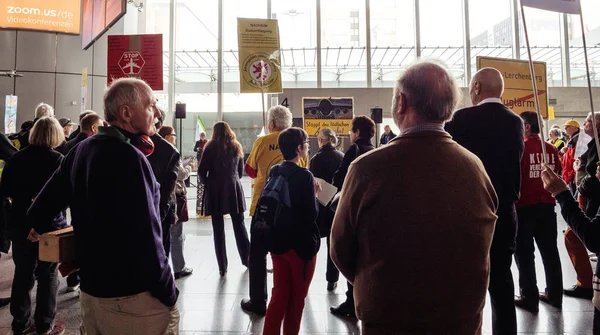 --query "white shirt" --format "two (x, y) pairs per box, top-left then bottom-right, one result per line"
(477, 97), (503, 106)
